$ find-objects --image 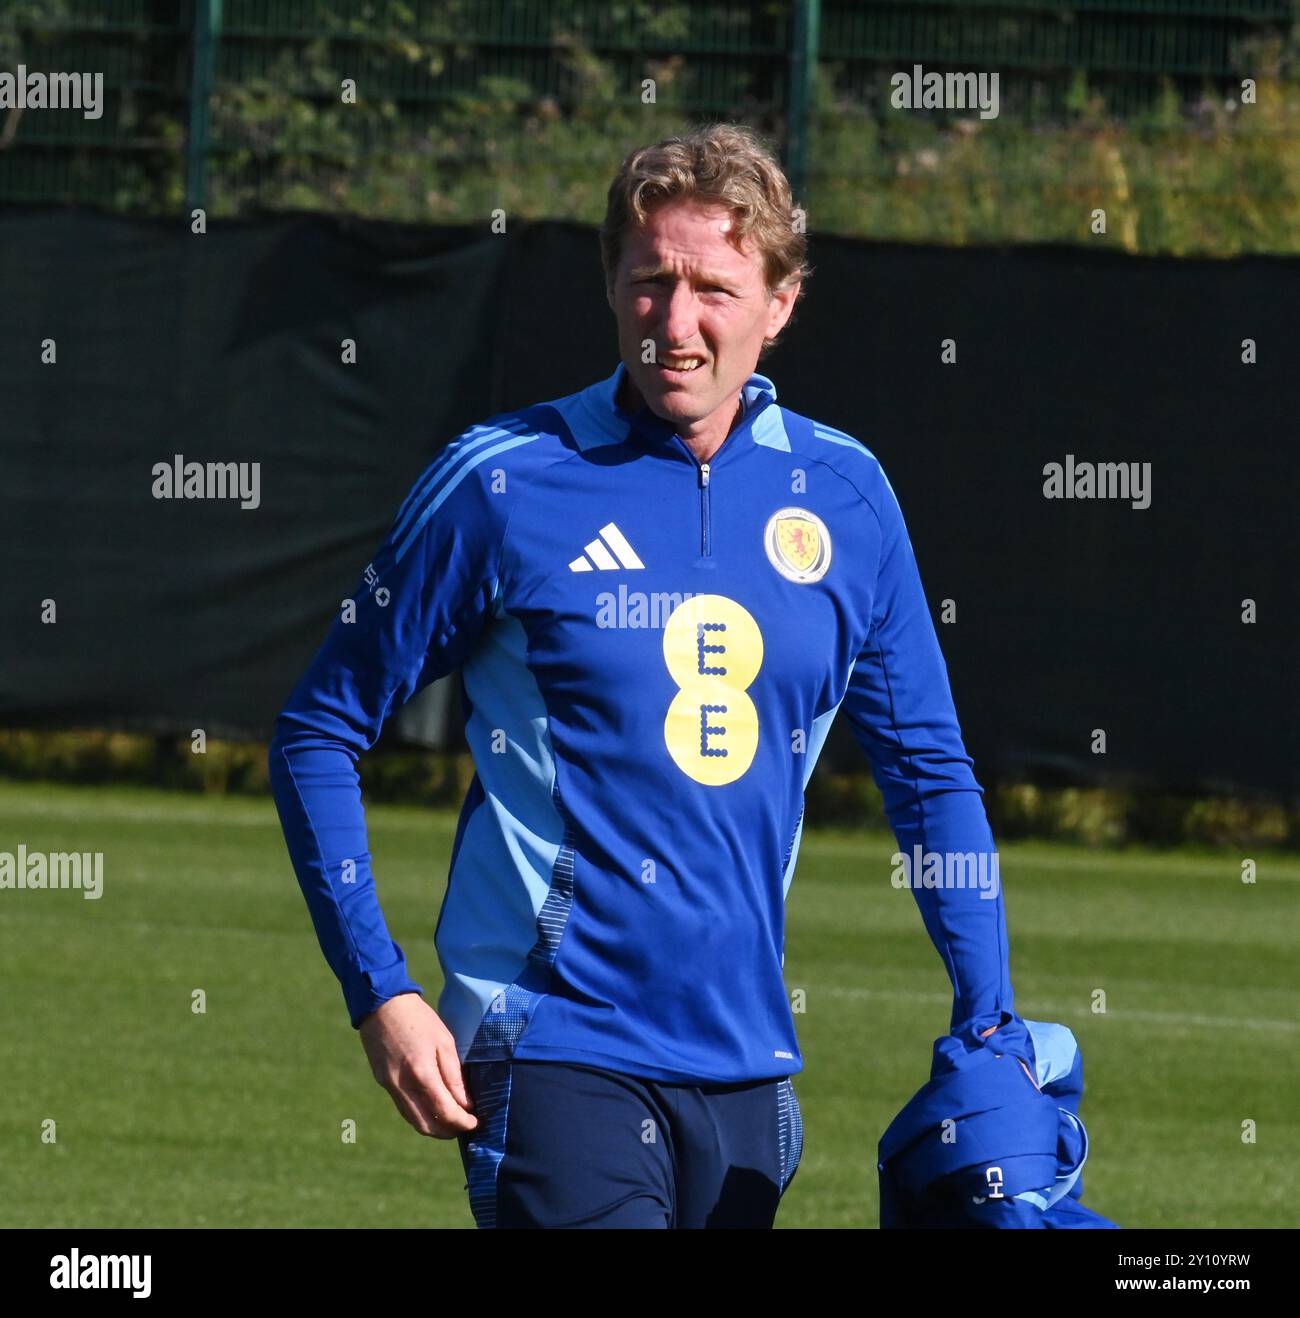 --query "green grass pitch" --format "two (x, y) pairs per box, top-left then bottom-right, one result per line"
(1, 780), (1295, 1228)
